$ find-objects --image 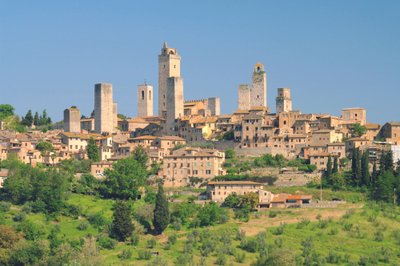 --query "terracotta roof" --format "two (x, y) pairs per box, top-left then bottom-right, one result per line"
(60, 132), (102, 140)
(287, 195), (312, 200)
(157, 136), (186, 141)
(131, 135), (157, 140)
